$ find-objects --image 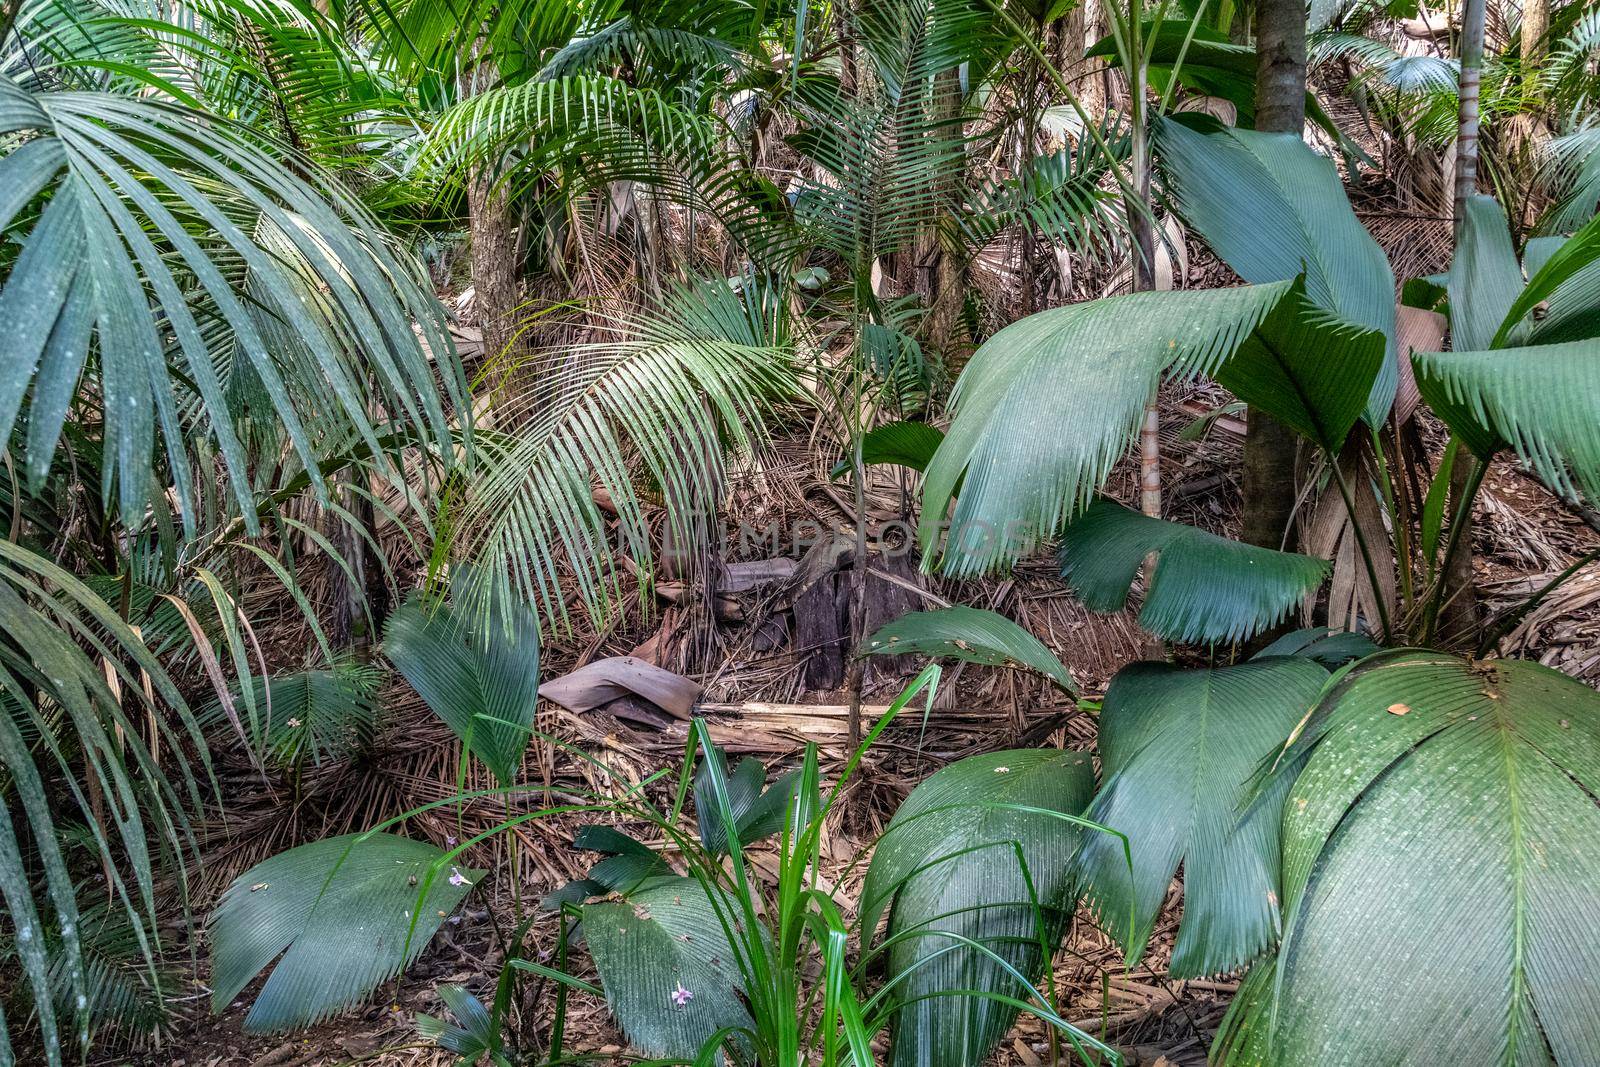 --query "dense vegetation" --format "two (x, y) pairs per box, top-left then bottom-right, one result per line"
(4, 0), (1600, 1062)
